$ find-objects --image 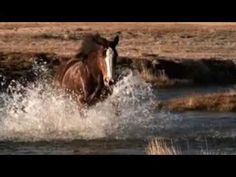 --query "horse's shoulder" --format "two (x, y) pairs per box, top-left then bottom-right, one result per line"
(55, 59), (82, 80)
